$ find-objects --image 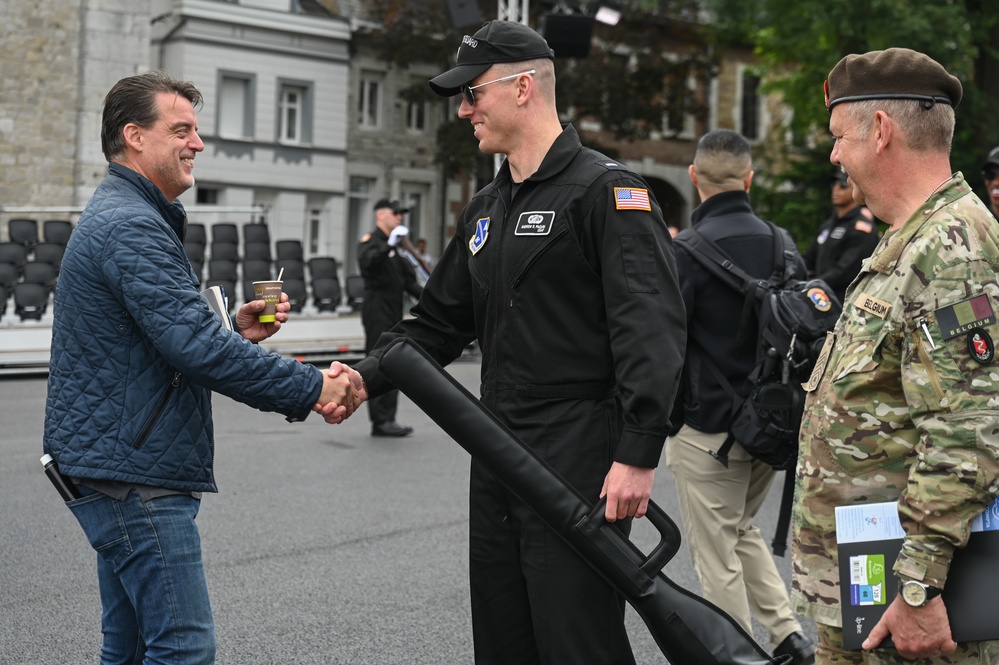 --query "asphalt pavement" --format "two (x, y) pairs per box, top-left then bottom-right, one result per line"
(0, 358), (811, 664)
